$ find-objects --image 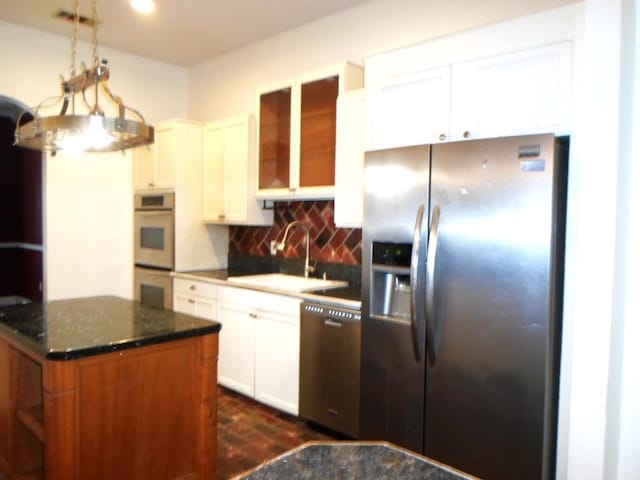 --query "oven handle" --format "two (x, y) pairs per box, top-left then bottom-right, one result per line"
(134, 210), (174, 216)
